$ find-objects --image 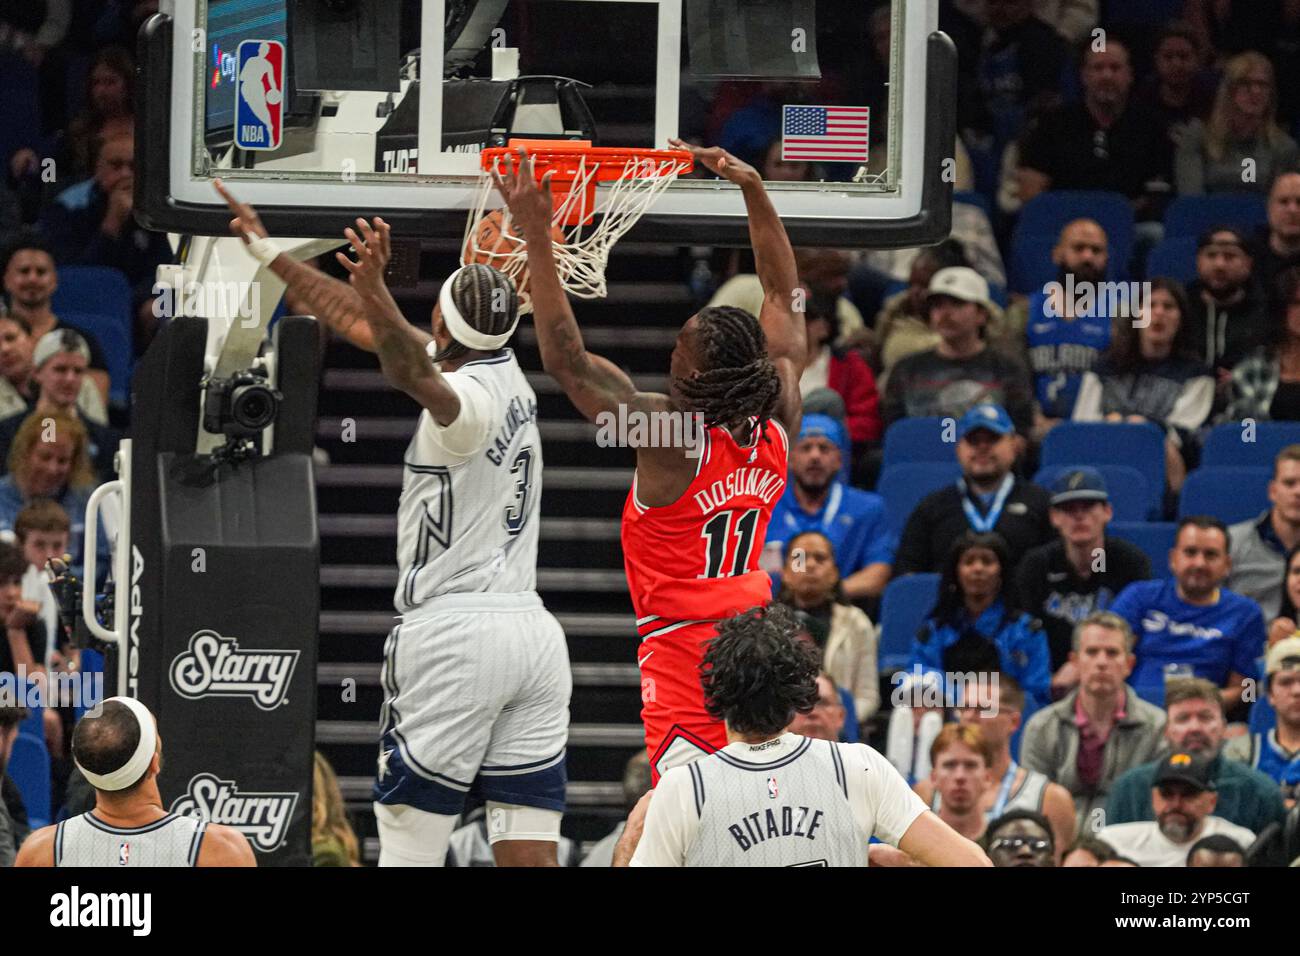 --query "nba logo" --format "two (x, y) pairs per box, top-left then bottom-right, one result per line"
(118, 842), (130, 865)
(767, 776), (778, 799)
(235, 39), (285, 151)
